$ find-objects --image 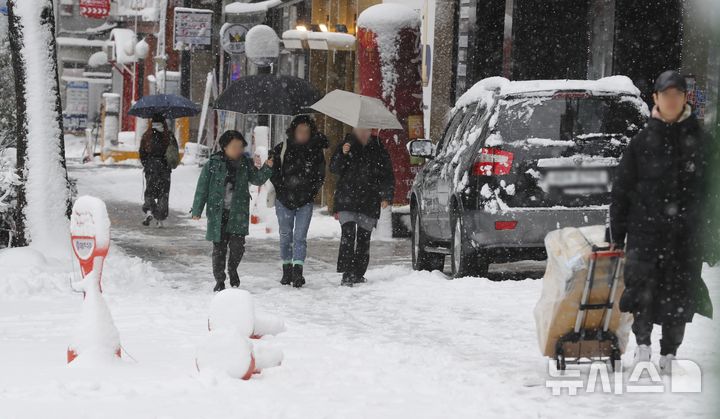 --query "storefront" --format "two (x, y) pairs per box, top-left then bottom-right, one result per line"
(431, 0), (720, 136)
